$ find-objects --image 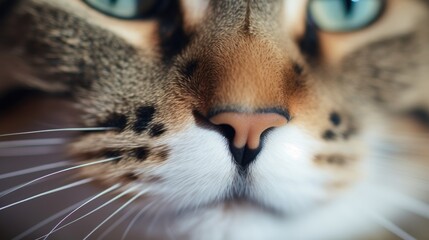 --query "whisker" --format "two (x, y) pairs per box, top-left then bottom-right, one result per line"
(146, 201), (165, 235)
(401, 198), (429, 220)
(0, 175), (57, 198)
(0, 127), (116, 138)
(0, 138), (67, 148)
(43, 183), (122, 240)
(83, 189), (148, 240)
(12, 198), (91, 240)
(34, 185), (140, 240)
(0, 178), (92, 212)
(367, 211), (416, 240)
(0, 161), (70, 180)
(381, 191), (429, 220)
(0, 156), (121, 199)
(373, 163), (428, 177)
(121, 202), (154, 240)
(96, 209), (137, 240)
